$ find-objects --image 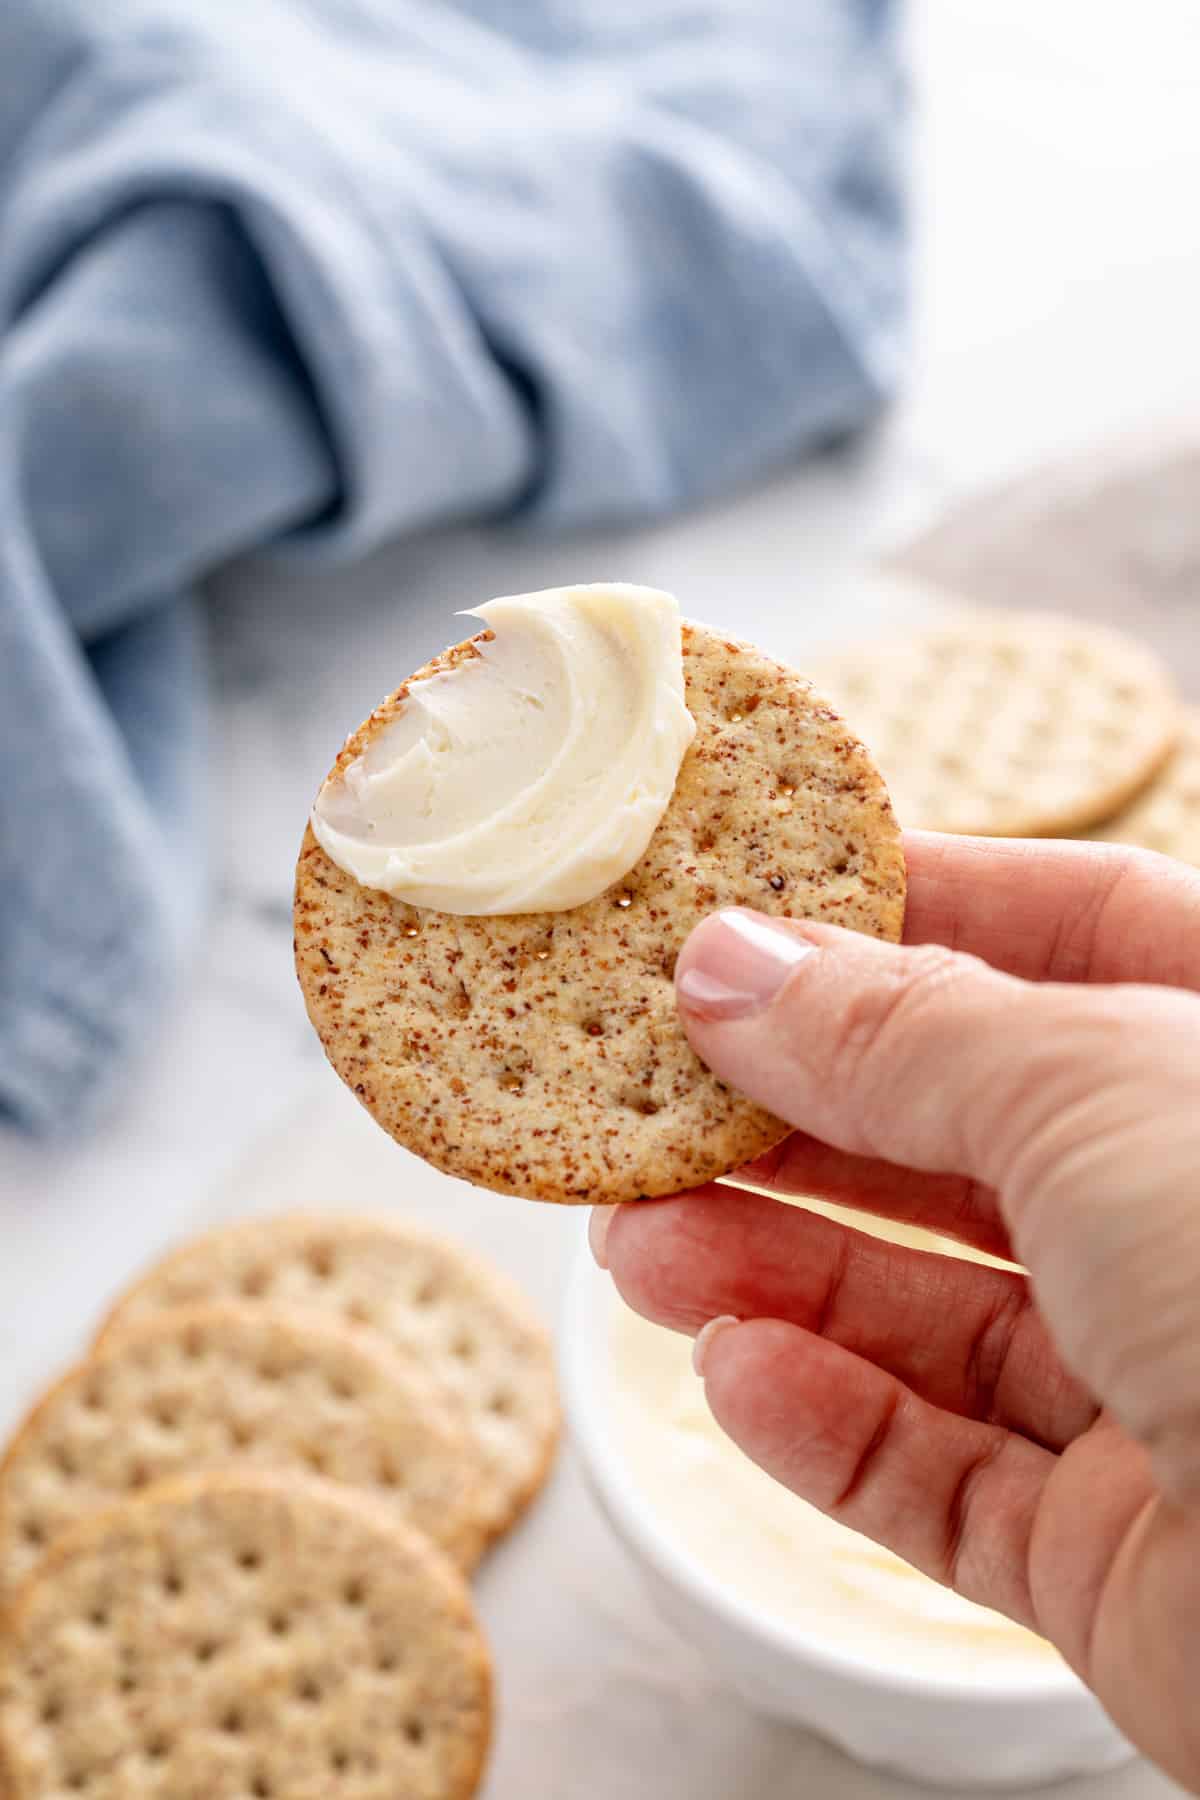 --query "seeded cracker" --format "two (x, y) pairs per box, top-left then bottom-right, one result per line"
(95, 1214), (559, 1552)
(0, 1304), (485, 1596)
(0, 1471), (490, 1800)
(809, 607), (1180, 838)
(294, 621), (906, 1203)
